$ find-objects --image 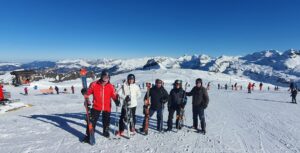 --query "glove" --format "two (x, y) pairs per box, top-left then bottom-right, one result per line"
(180, 104), (185, 109)
(125, 95), (131, 102)
(81, 88), (87, 95)
(203, 104), (208, 109)
(115, 99), (121, 107)
(160, 98), (168, 104)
